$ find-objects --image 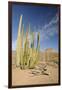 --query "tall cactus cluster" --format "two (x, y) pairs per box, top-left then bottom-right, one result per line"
(16, 15), (40, 69)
